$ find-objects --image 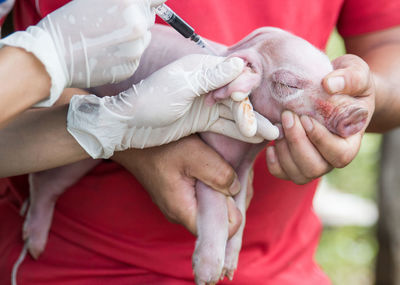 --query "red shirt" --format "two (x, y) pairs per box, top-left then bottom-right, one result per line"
(1, 0), (400, 284)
